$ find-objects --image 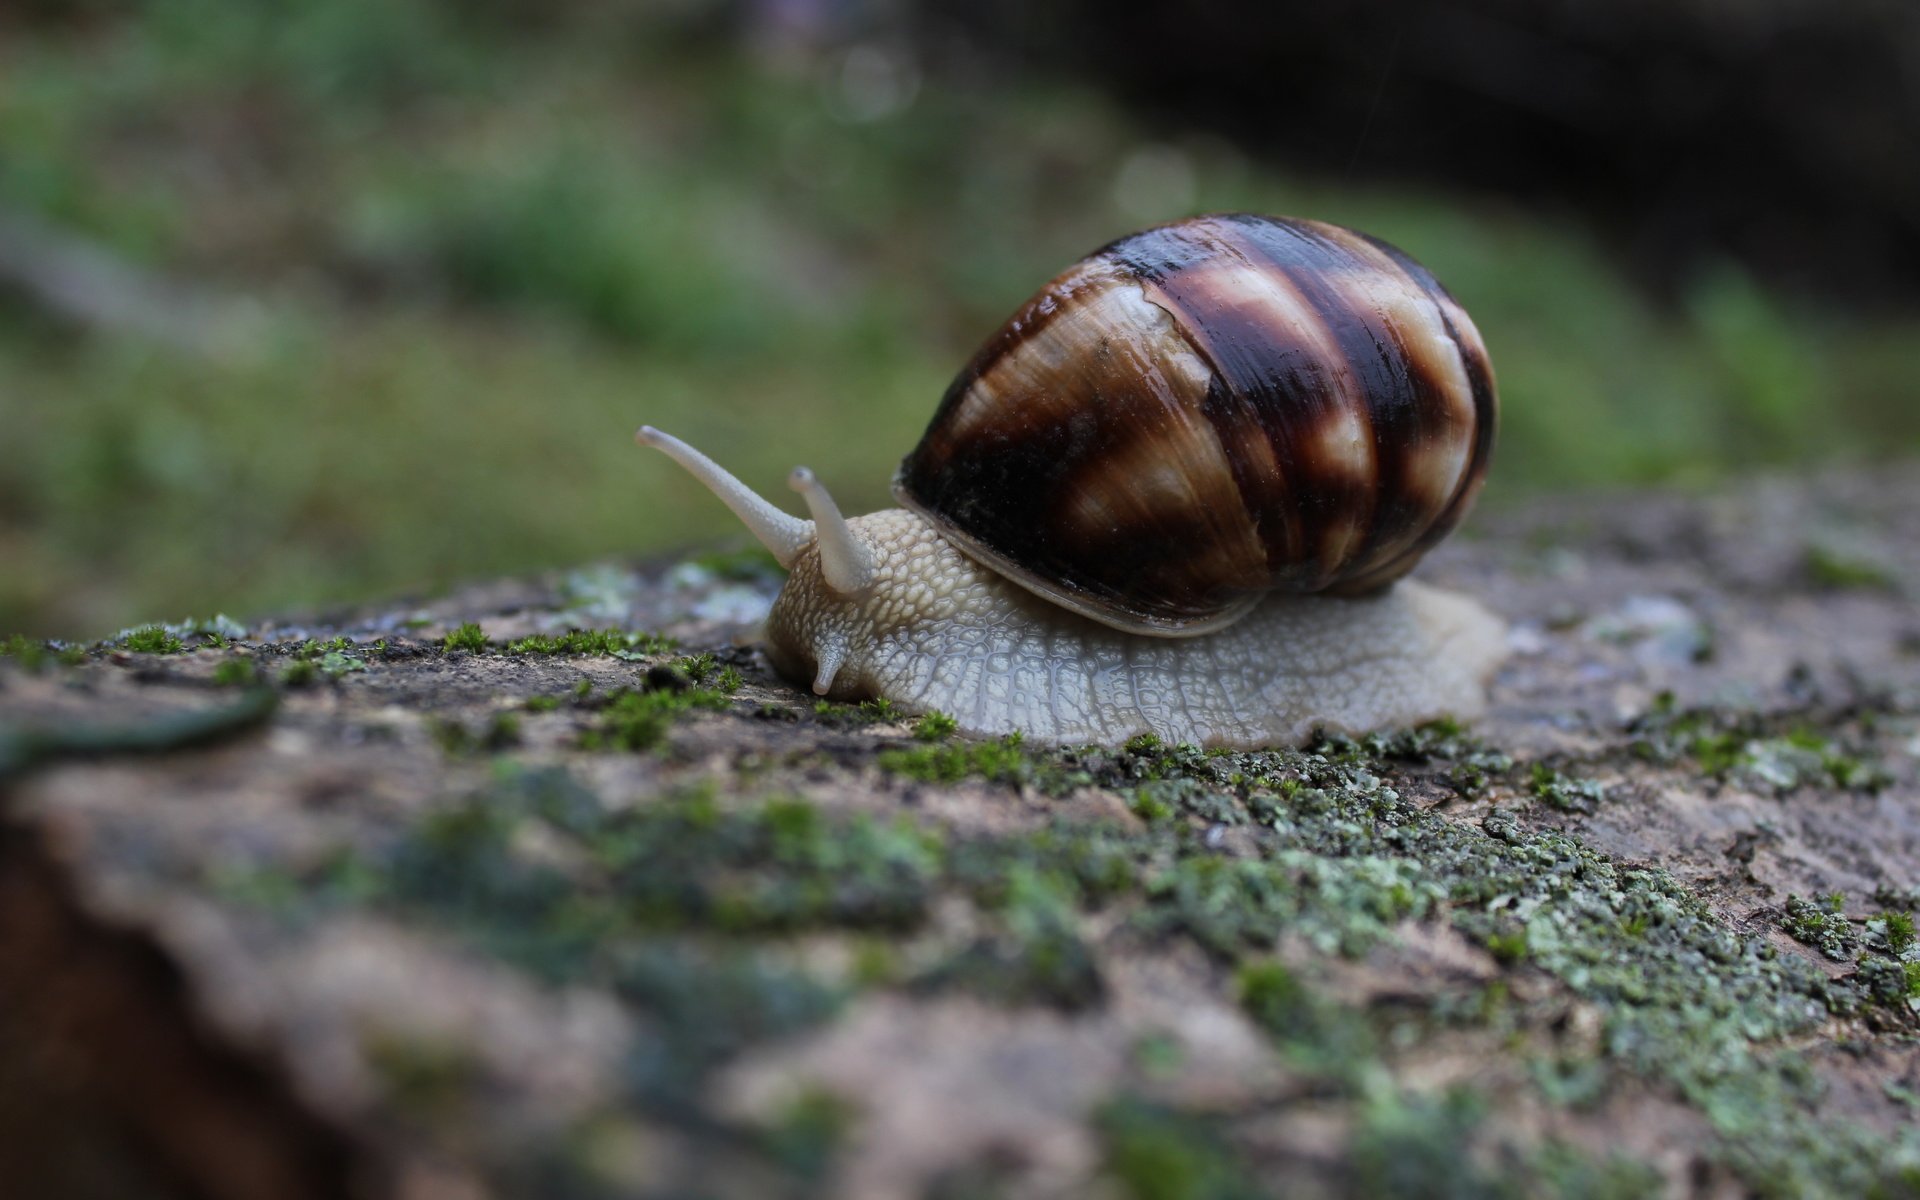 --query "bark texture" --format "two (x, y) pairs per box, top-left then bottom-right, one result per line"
(2, 468), (1918, 1198)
